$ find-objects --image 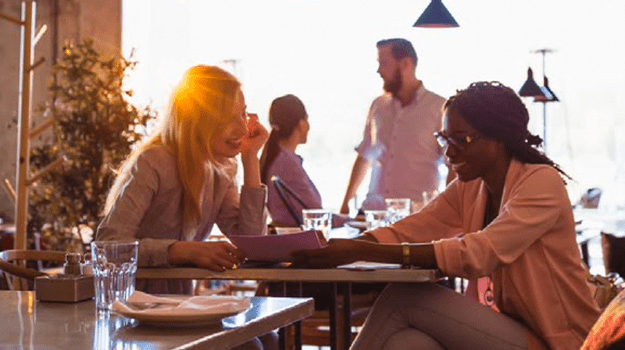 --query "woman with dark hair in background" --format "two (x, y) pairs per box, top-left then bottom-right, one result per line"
(260, 94), (322, 226)
(294, 82), (601, 349)
(258, 94), (380, 310)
